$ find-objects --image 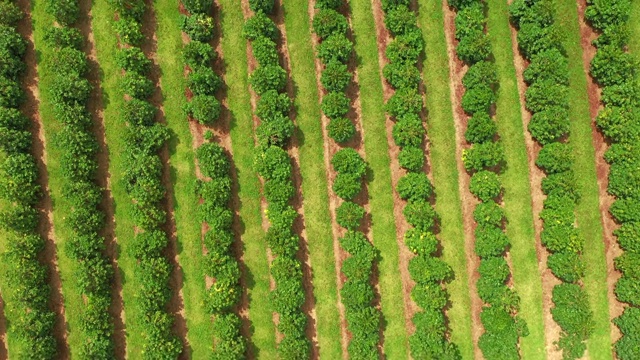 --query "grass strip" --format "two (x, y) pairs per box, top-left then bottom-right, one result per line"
(153, 0), (214, 356)
(485, 0), (546, 357)
(350, 1), (409, 358)
(416, 0), (474, 358)
(555, 1), (613, 358)
(281, 0), (343, 358)
(217, 0), (276, 357)
(630, 1), (640, 54)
